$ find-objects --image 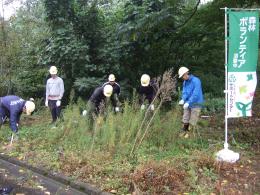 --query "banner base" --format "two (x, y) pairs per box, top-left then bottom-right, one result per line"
(216, 148), (239, 163)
